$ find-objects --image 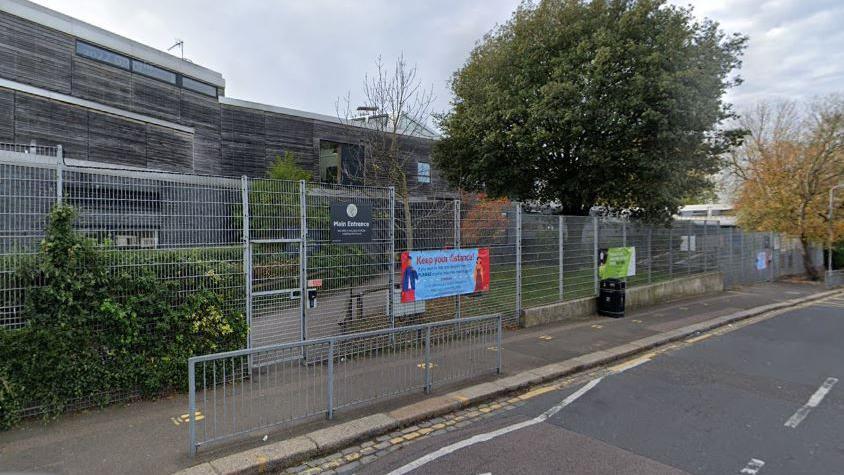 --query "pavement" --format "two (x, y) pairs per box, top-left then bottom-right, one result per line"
(0, 279), (832, 474)
(352, 292), (844, 475)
